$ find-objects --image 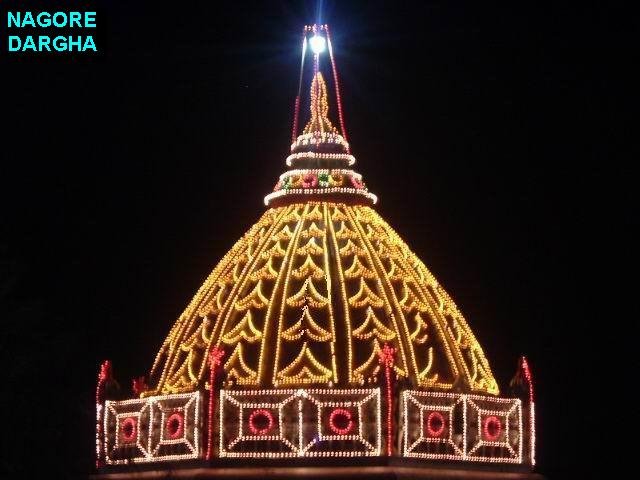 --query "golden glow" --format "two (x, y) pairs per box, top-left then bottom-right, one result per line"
(281, 306), (332, 342)
(302, 72), (338, 135)
(352, 307), (396, 341)
(147, 202), (499, 396)
(221, 311), (262, 344)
